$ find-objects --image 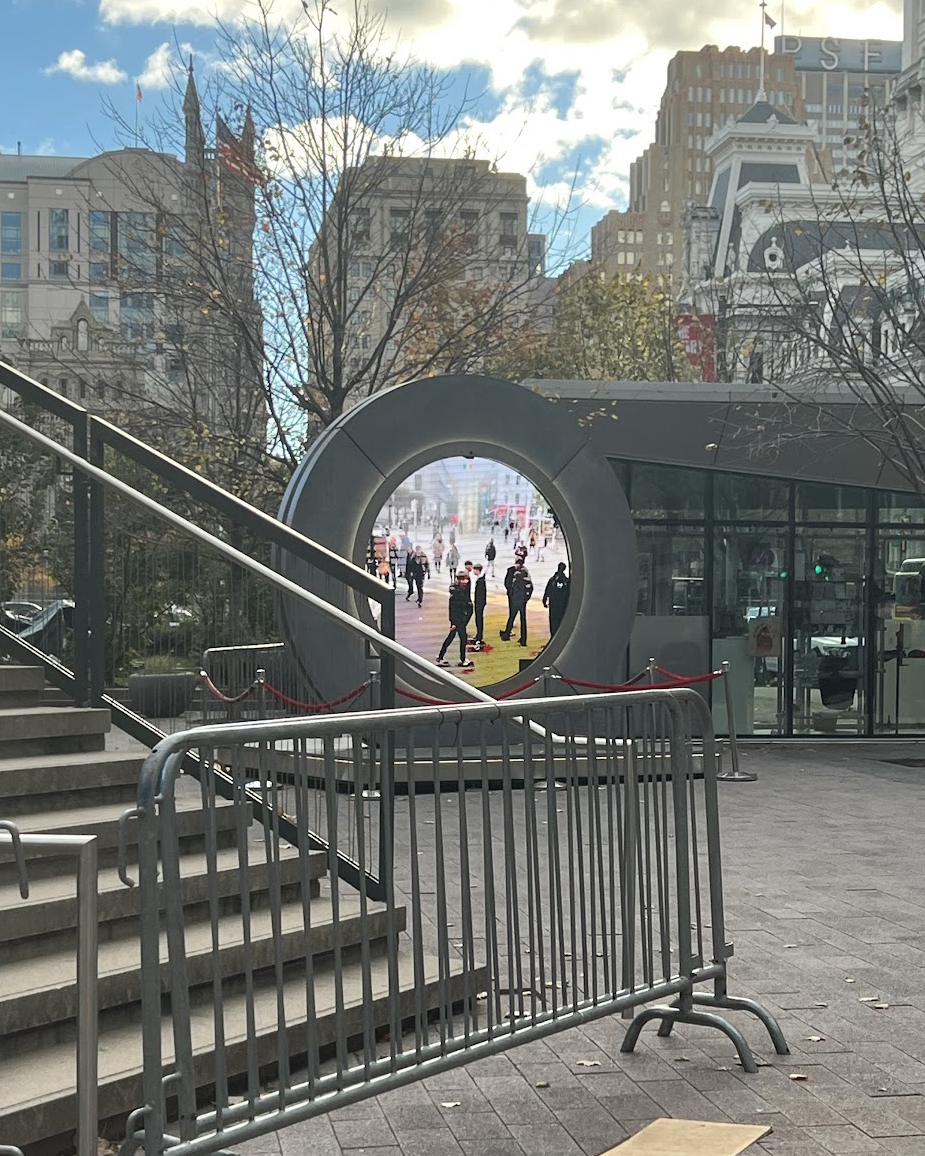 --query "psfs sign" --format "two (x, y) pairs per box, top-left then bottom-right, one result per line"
(774, 36), (901, 74)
